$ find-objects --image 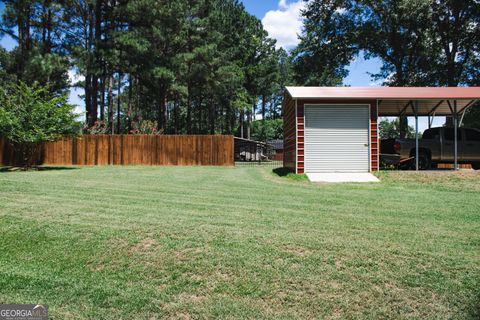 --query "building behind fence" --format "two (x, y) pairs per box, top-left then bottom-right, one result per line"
(0, 135), (234, 166)
(234, 137), (282, 167)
